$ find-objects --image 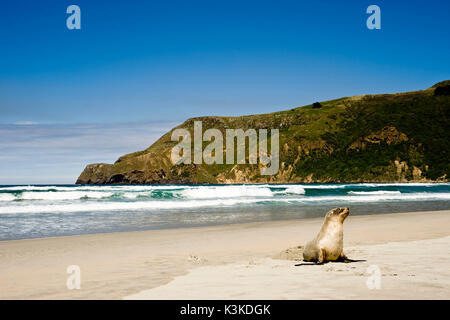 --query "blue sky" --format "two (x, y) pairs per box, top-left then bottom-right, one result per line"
(0, 0), (449, 183)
